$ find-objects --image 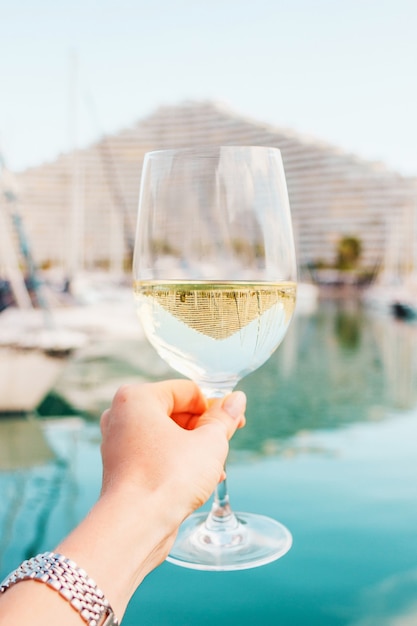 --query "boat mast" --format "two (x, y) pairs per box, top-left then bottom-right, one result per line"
(67, 50), (84, 280)
(0, 156), (33, 309)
